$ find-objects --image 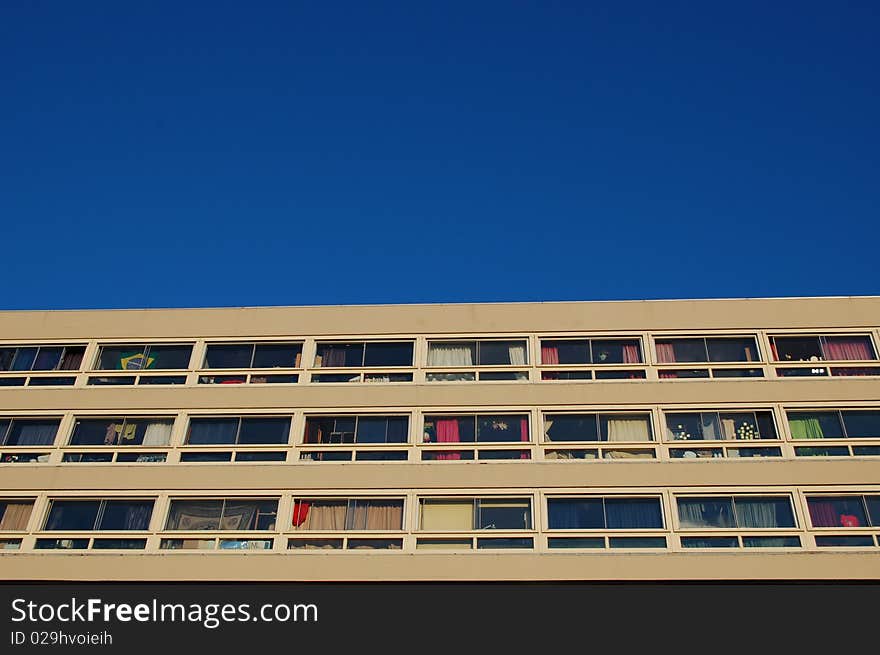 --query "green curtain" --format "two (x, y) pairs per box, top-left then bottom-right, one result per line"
(789, 417), (824, 440)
